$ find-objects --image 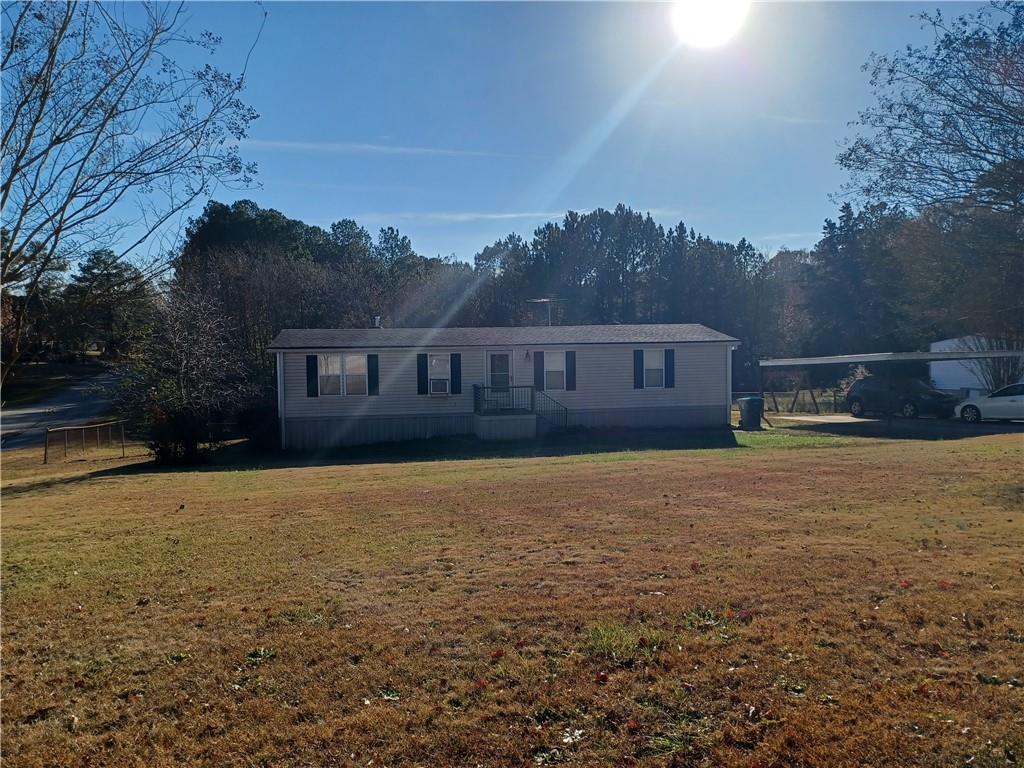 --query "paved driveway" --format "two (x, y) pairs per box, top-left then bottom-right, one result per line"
(1, 374), (115, 449)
